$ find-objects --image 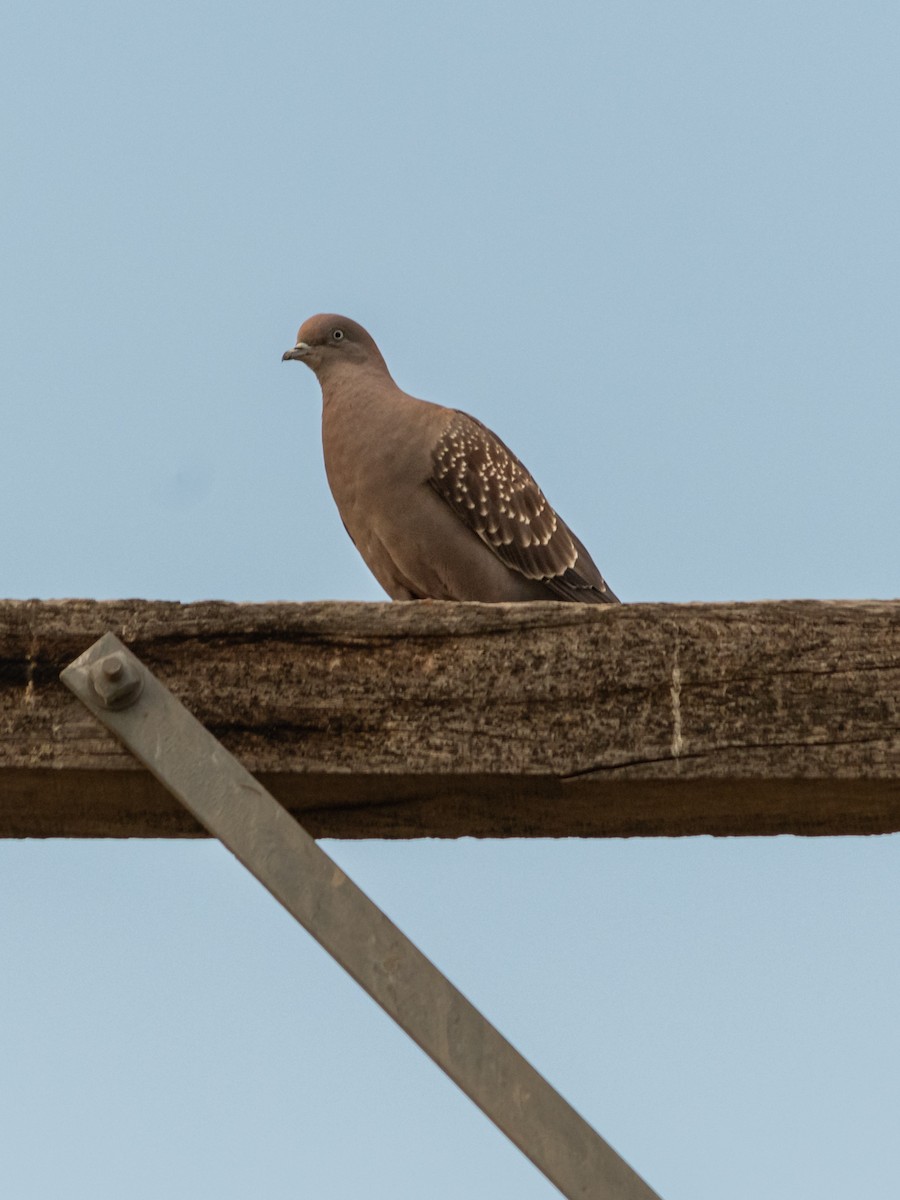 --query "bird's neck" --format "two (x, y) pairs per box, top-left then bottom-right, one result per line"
(316, 362), (398, 414)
